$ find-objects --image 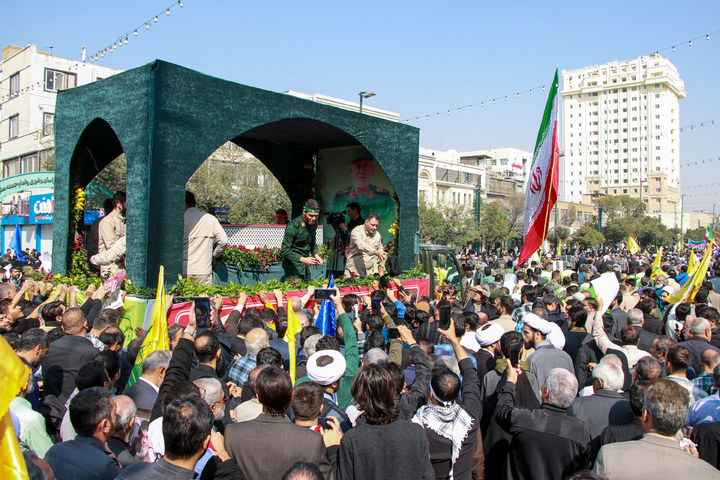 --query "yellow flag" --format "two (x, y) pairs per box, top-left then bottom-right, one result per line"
(687, 249), (698, 276)
(650, 247), (666, 279)
(127, 266), (169, 388)
(557, 240), (562, 257)
(0, 337), (30, 480)
(627, 237), (640, 255)
(667, 246), (713, 304)
(529, 249), (541, 266)
(284, 299), (303, 383)
(436, 266), (445, 301)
